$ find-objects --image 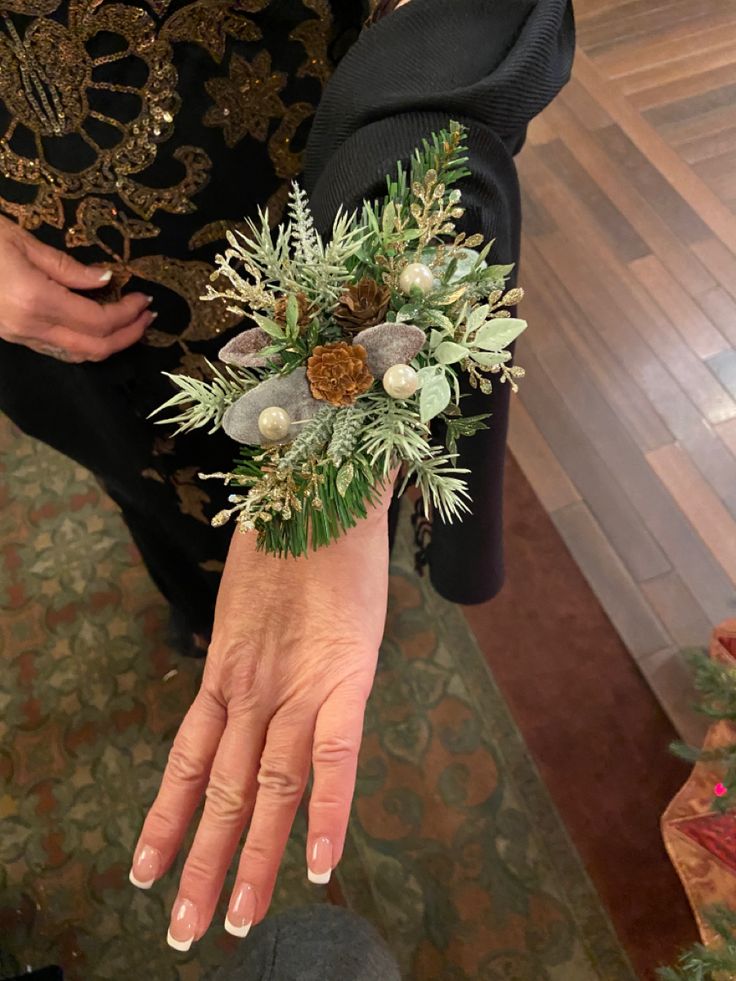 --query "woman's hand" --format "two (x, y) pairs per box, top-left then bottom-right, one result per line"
(0, 214), (154, 362)
(129, 472), (397, 950)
